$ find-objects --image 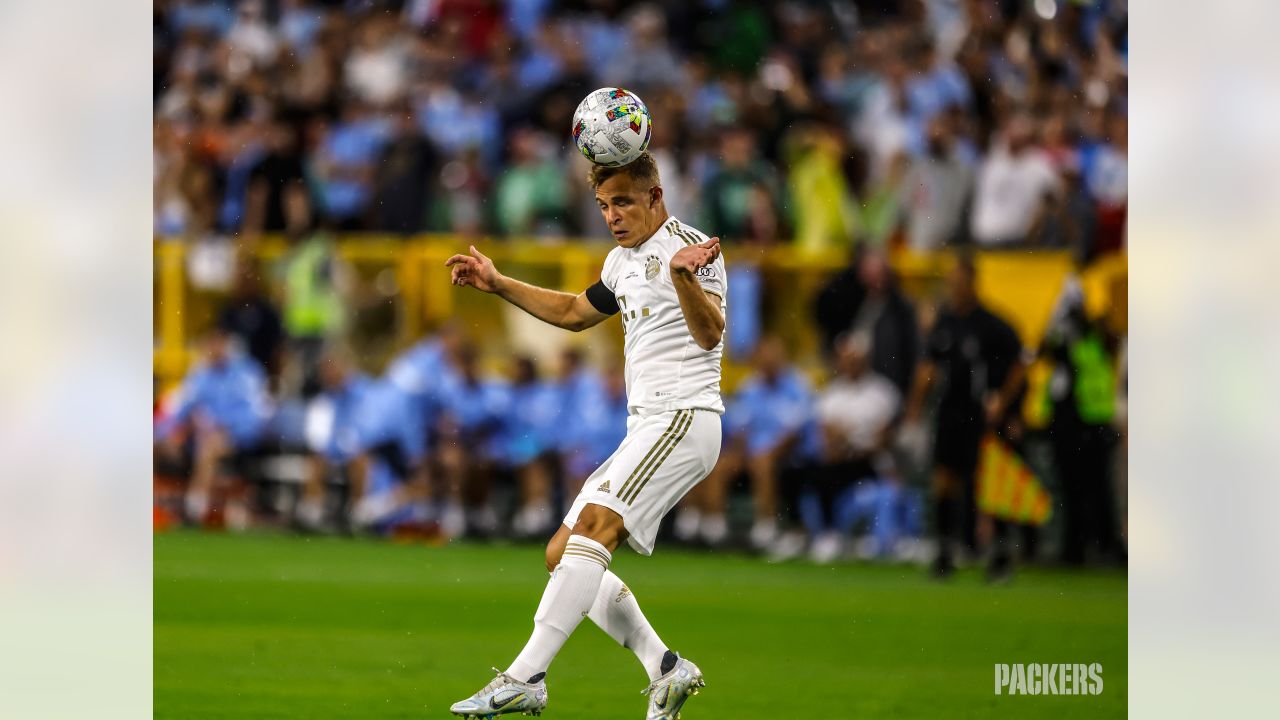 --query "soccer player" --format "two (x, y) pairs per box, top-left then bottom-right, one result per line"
(445, 152), (724, 720)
